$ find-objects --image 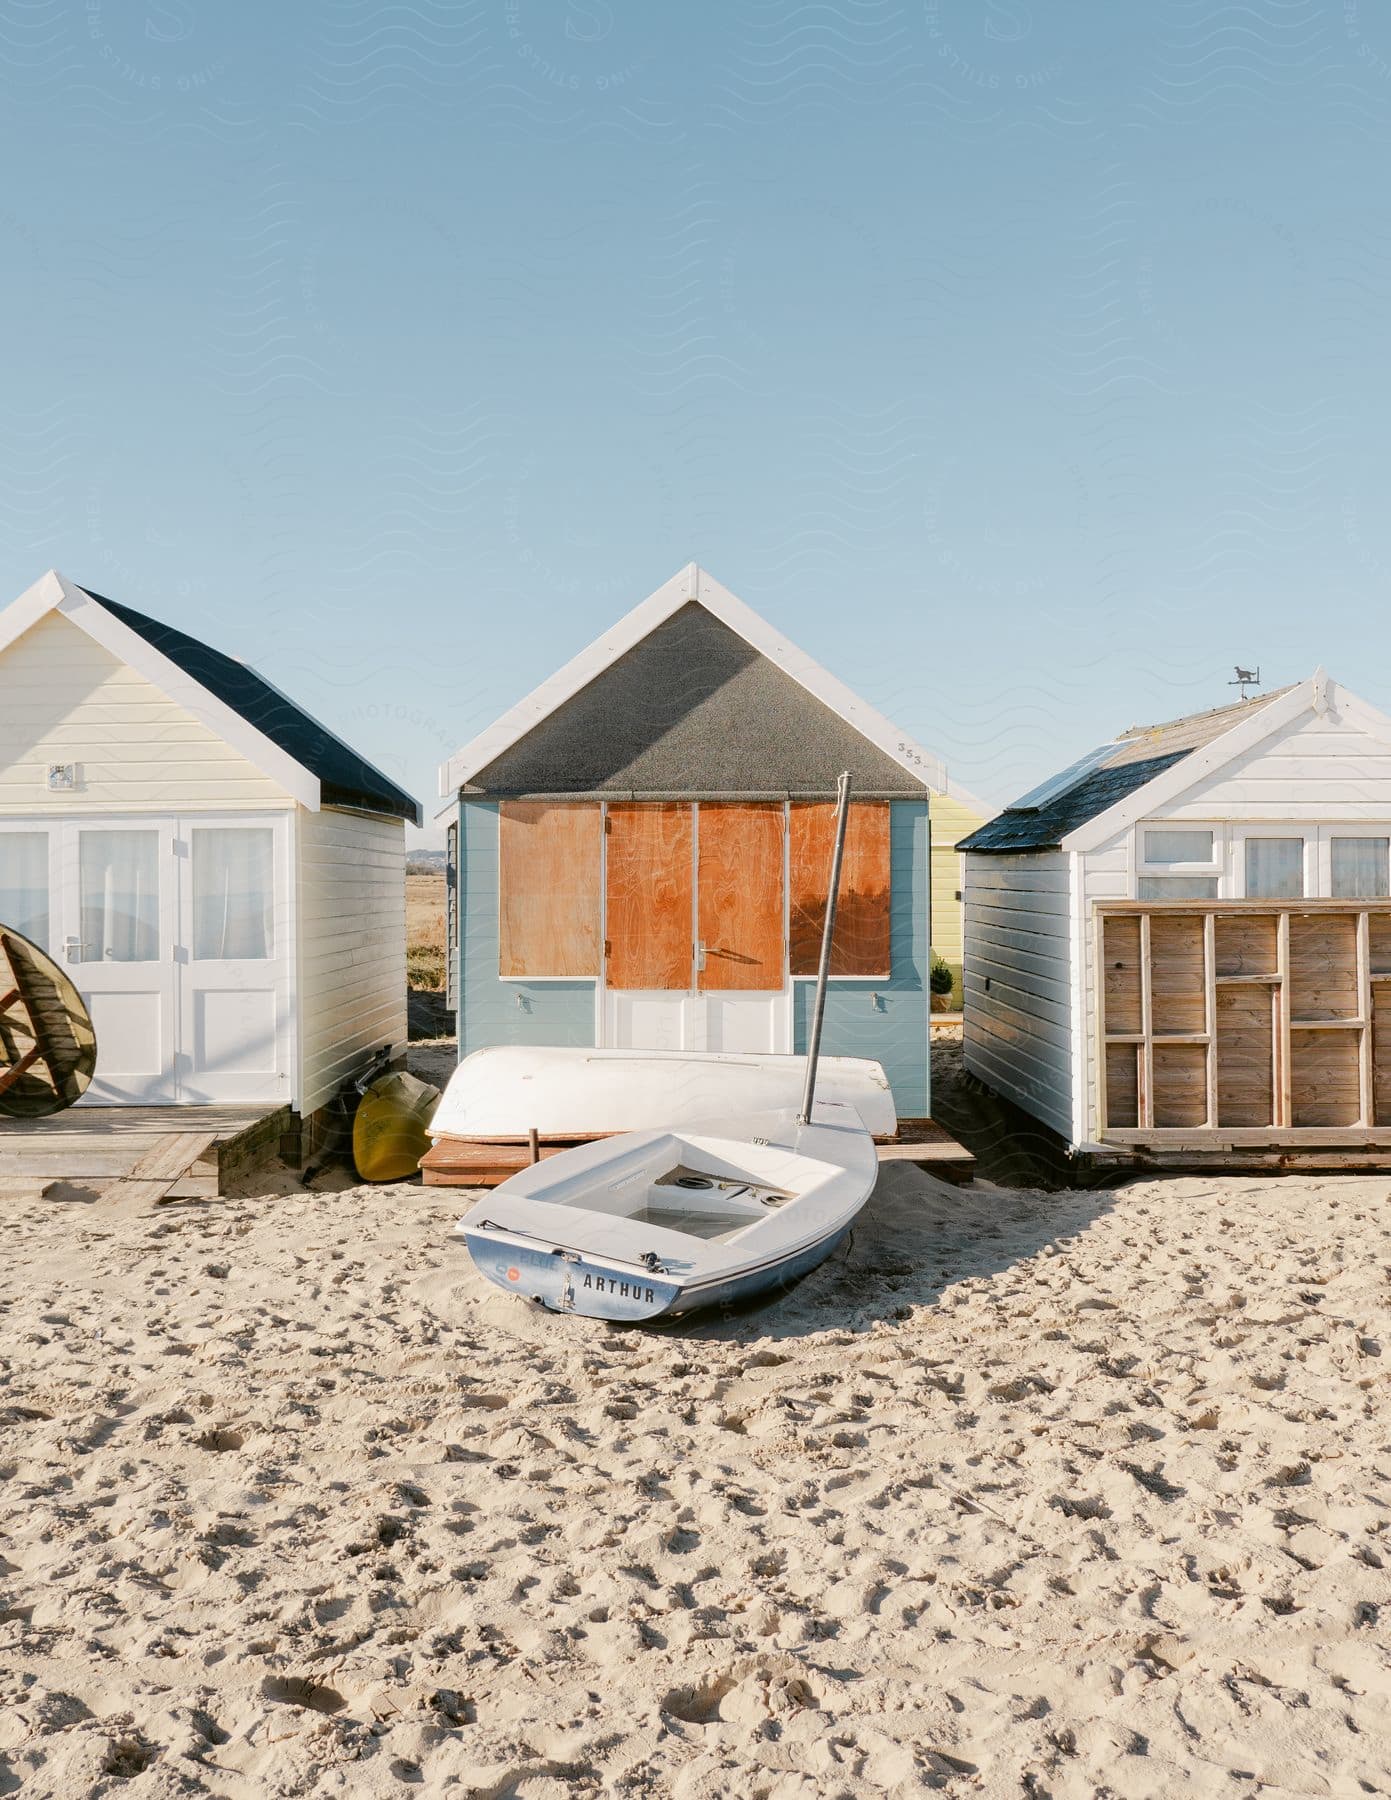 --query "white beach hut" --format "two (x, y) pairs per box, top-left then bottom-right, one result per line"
(959, 672), (1391, 1167)
(0, 571), (420, 1134)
